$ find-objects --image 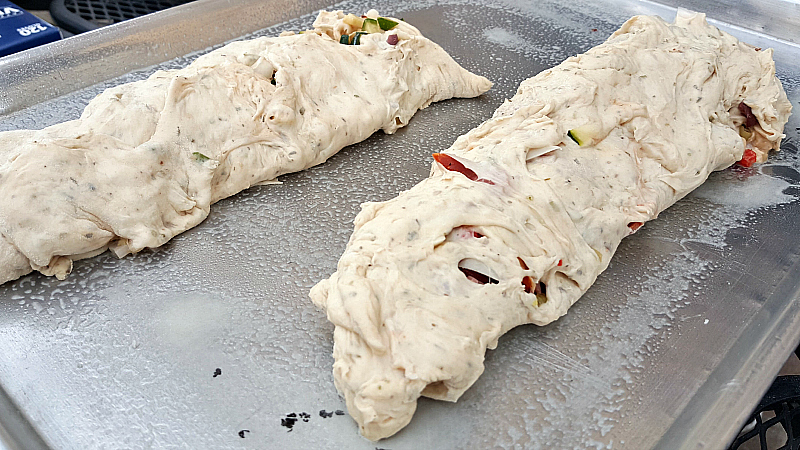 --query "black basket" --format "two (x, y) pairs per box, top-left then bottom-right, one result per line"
(730, 375), (800, 450)
(50, 0), (193, 34)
